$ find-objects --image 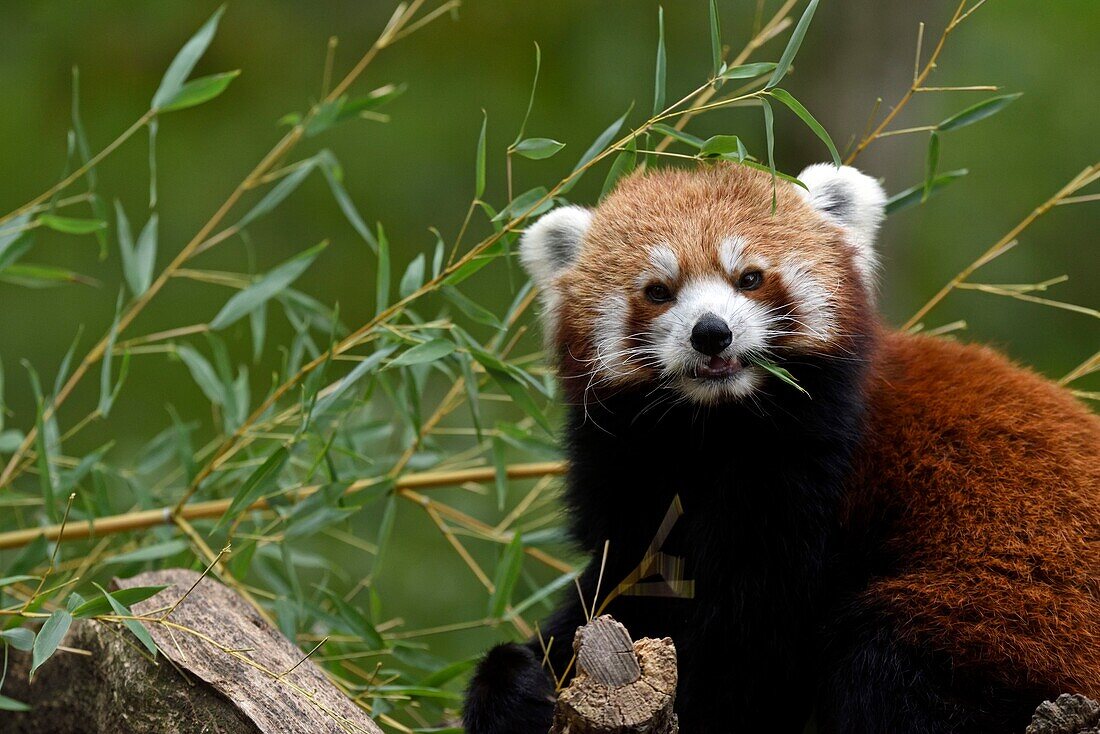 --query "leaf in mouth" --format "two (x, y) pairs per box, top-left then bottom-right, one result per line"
(747, 357), (811, 398)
